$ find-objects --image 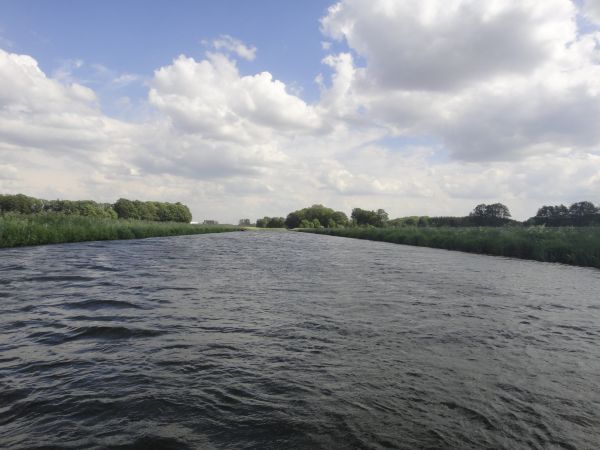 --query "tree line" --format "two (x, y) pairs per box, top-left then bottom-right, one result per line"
(249, 200), (600, 229)
(0, 194), (192, 223)
(526, 201), (600, 226)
